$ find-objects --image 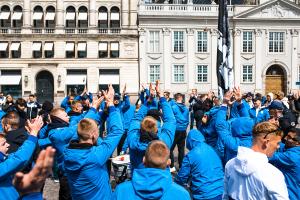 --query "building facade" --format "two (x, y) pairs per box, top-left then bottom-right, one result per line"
(0, 0), (139, 104)
(138, 0), (300, 96)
